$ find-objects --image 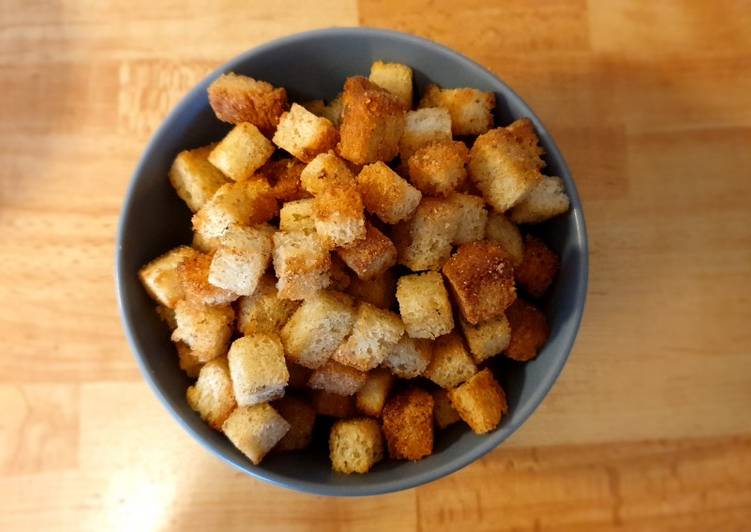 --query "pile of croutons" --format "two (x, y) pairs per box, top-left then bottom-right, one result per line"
(138, 60), (569, 474)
